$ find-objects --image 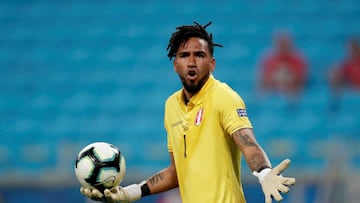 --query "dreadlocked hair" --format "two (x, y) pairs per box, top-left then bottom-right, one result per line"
(166, 21), (223, 60)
